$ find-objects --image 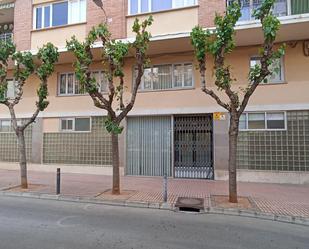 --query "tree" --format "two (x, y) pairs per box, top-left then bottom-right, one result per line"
(67, 17), (153, 195)
(0, 42), (59, 189)
(190, 0), (285, 202)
